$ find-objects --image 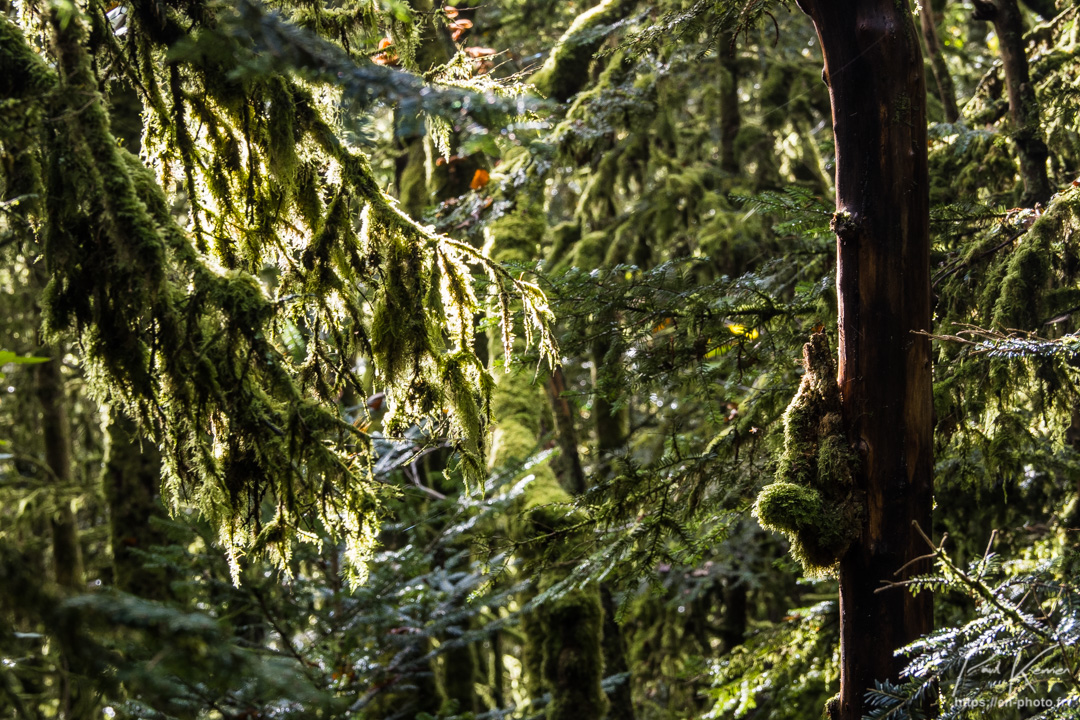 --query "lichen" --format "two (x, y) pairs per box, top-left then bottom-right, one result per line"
(753, 333), (863, 576)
